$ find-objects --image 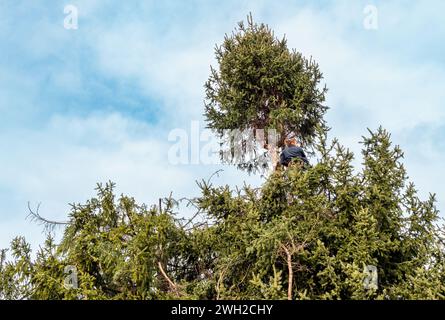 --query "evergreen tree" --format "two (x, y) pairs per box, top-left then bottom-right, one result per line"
(2, 128), (443, 300)
(204, 14), (328, 173)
